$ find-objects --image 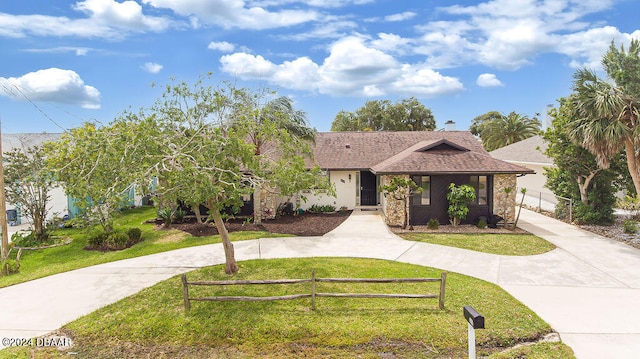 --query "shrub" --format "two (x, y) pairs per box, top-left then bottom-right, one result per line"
(126, 227), (142, 242)
(1, 247), (22, 275)
(158, 207), (174, 227)
(1, 259), (20, 275)
(476, 218), (488, 229)
(446, 183), (476, 226)
(308, 204), (336, 213)
(87, 231), (108, 247)
(554, 201), (571, 220)
(573, 201), (614, 225)
(427, 218), (439, 230)
(174, 208), (186, 223)
(623, 220), (638, 234)
(11, 232), (38, 247)
(106, 231), (130, 250)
